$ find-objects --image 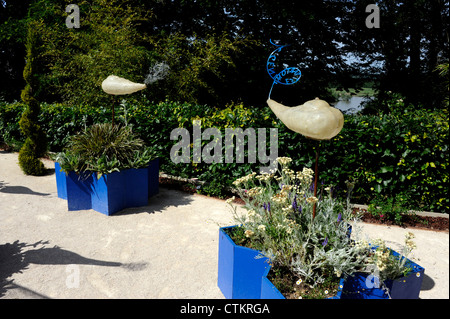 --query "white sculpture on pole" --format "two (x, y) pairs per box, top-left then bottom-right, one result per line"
(101, 75), (146, 95)
(267, 98), (344, 140)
